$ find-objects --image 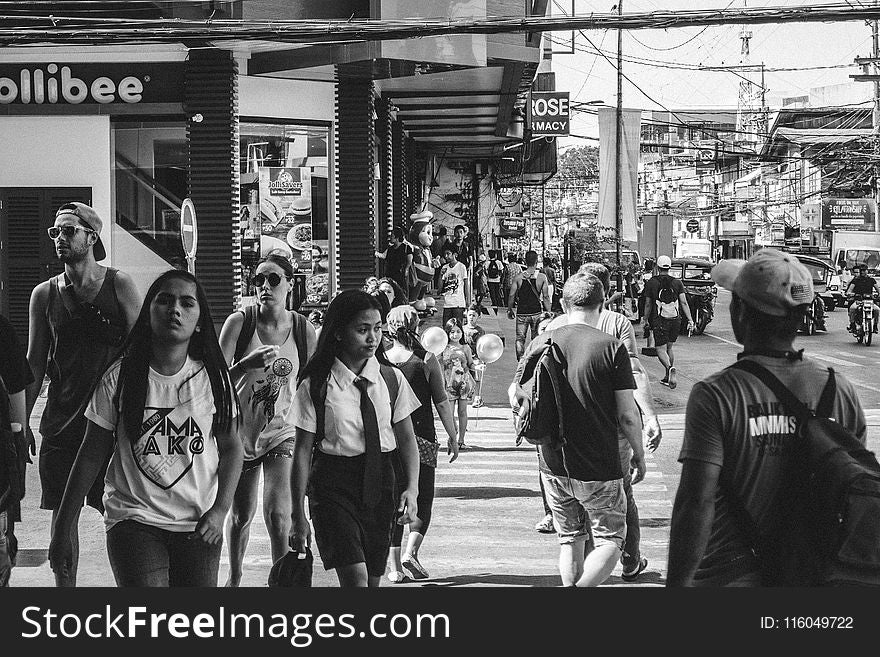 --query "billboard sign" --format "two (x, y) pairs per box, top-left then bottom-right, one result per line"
(822, 198), (875, 230)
